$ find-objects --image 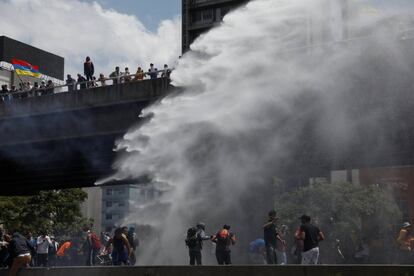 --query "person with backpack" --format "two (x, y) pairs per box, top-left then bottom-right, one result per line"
(185, 222), (210, 265)
(84, 228), (101, 266)
(211, 225), (236, 265)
